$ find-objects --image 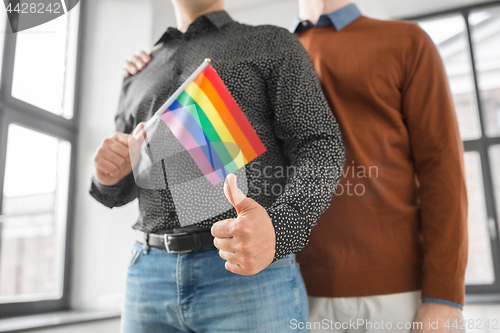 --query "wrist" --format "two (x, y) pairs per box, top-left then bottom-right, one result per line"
(421, 298), (463, 310)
